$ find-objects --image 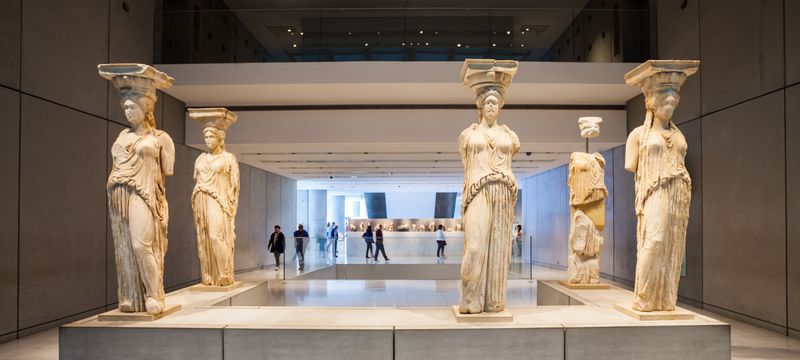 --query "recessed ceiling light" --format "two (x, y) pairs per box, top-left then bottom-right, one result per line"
(292, 44), (297, 47)
(457, 43), (461, 47)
